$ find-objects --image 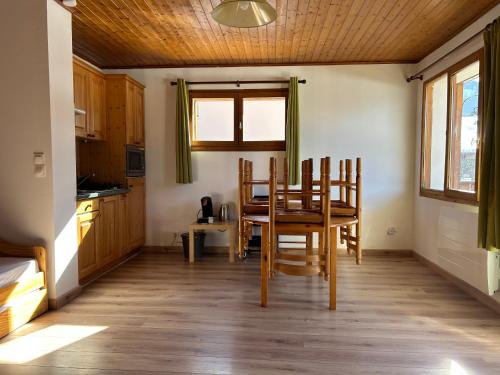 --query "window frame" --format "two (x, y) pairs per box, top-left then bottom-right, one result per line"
(420, 49), (484, 205)
(189, 88), (288, 152)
